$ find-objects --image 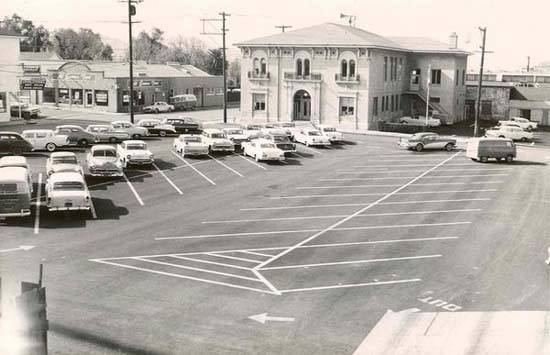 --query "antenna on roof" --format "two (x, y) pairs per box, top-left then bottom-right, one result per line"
(340, 13), (356, 27)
